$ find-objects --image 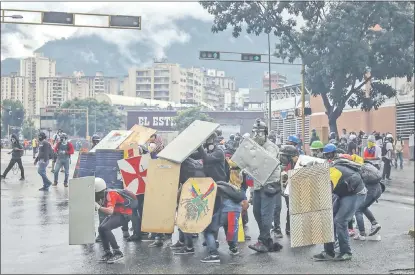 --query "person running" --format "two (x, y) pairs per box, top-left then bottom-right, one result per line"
(94, 177), (135, 264)
(52, 133), (74, 187)
(313, 144), (366, 262)
(1, 134), (25, 181)
(35, 132), (53, 191)
(32, 137), (38, 159)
